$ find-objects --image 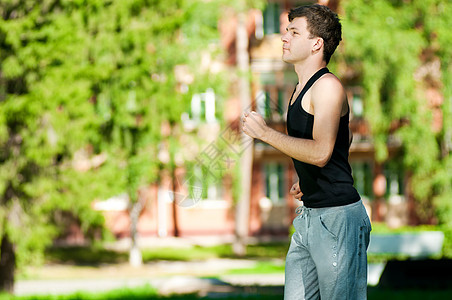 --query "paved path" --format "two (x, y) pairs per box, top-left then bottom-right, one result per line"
(15, 275), (285, 296)
(15, 259), (384, 296)
(15, 259), (285, 296)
